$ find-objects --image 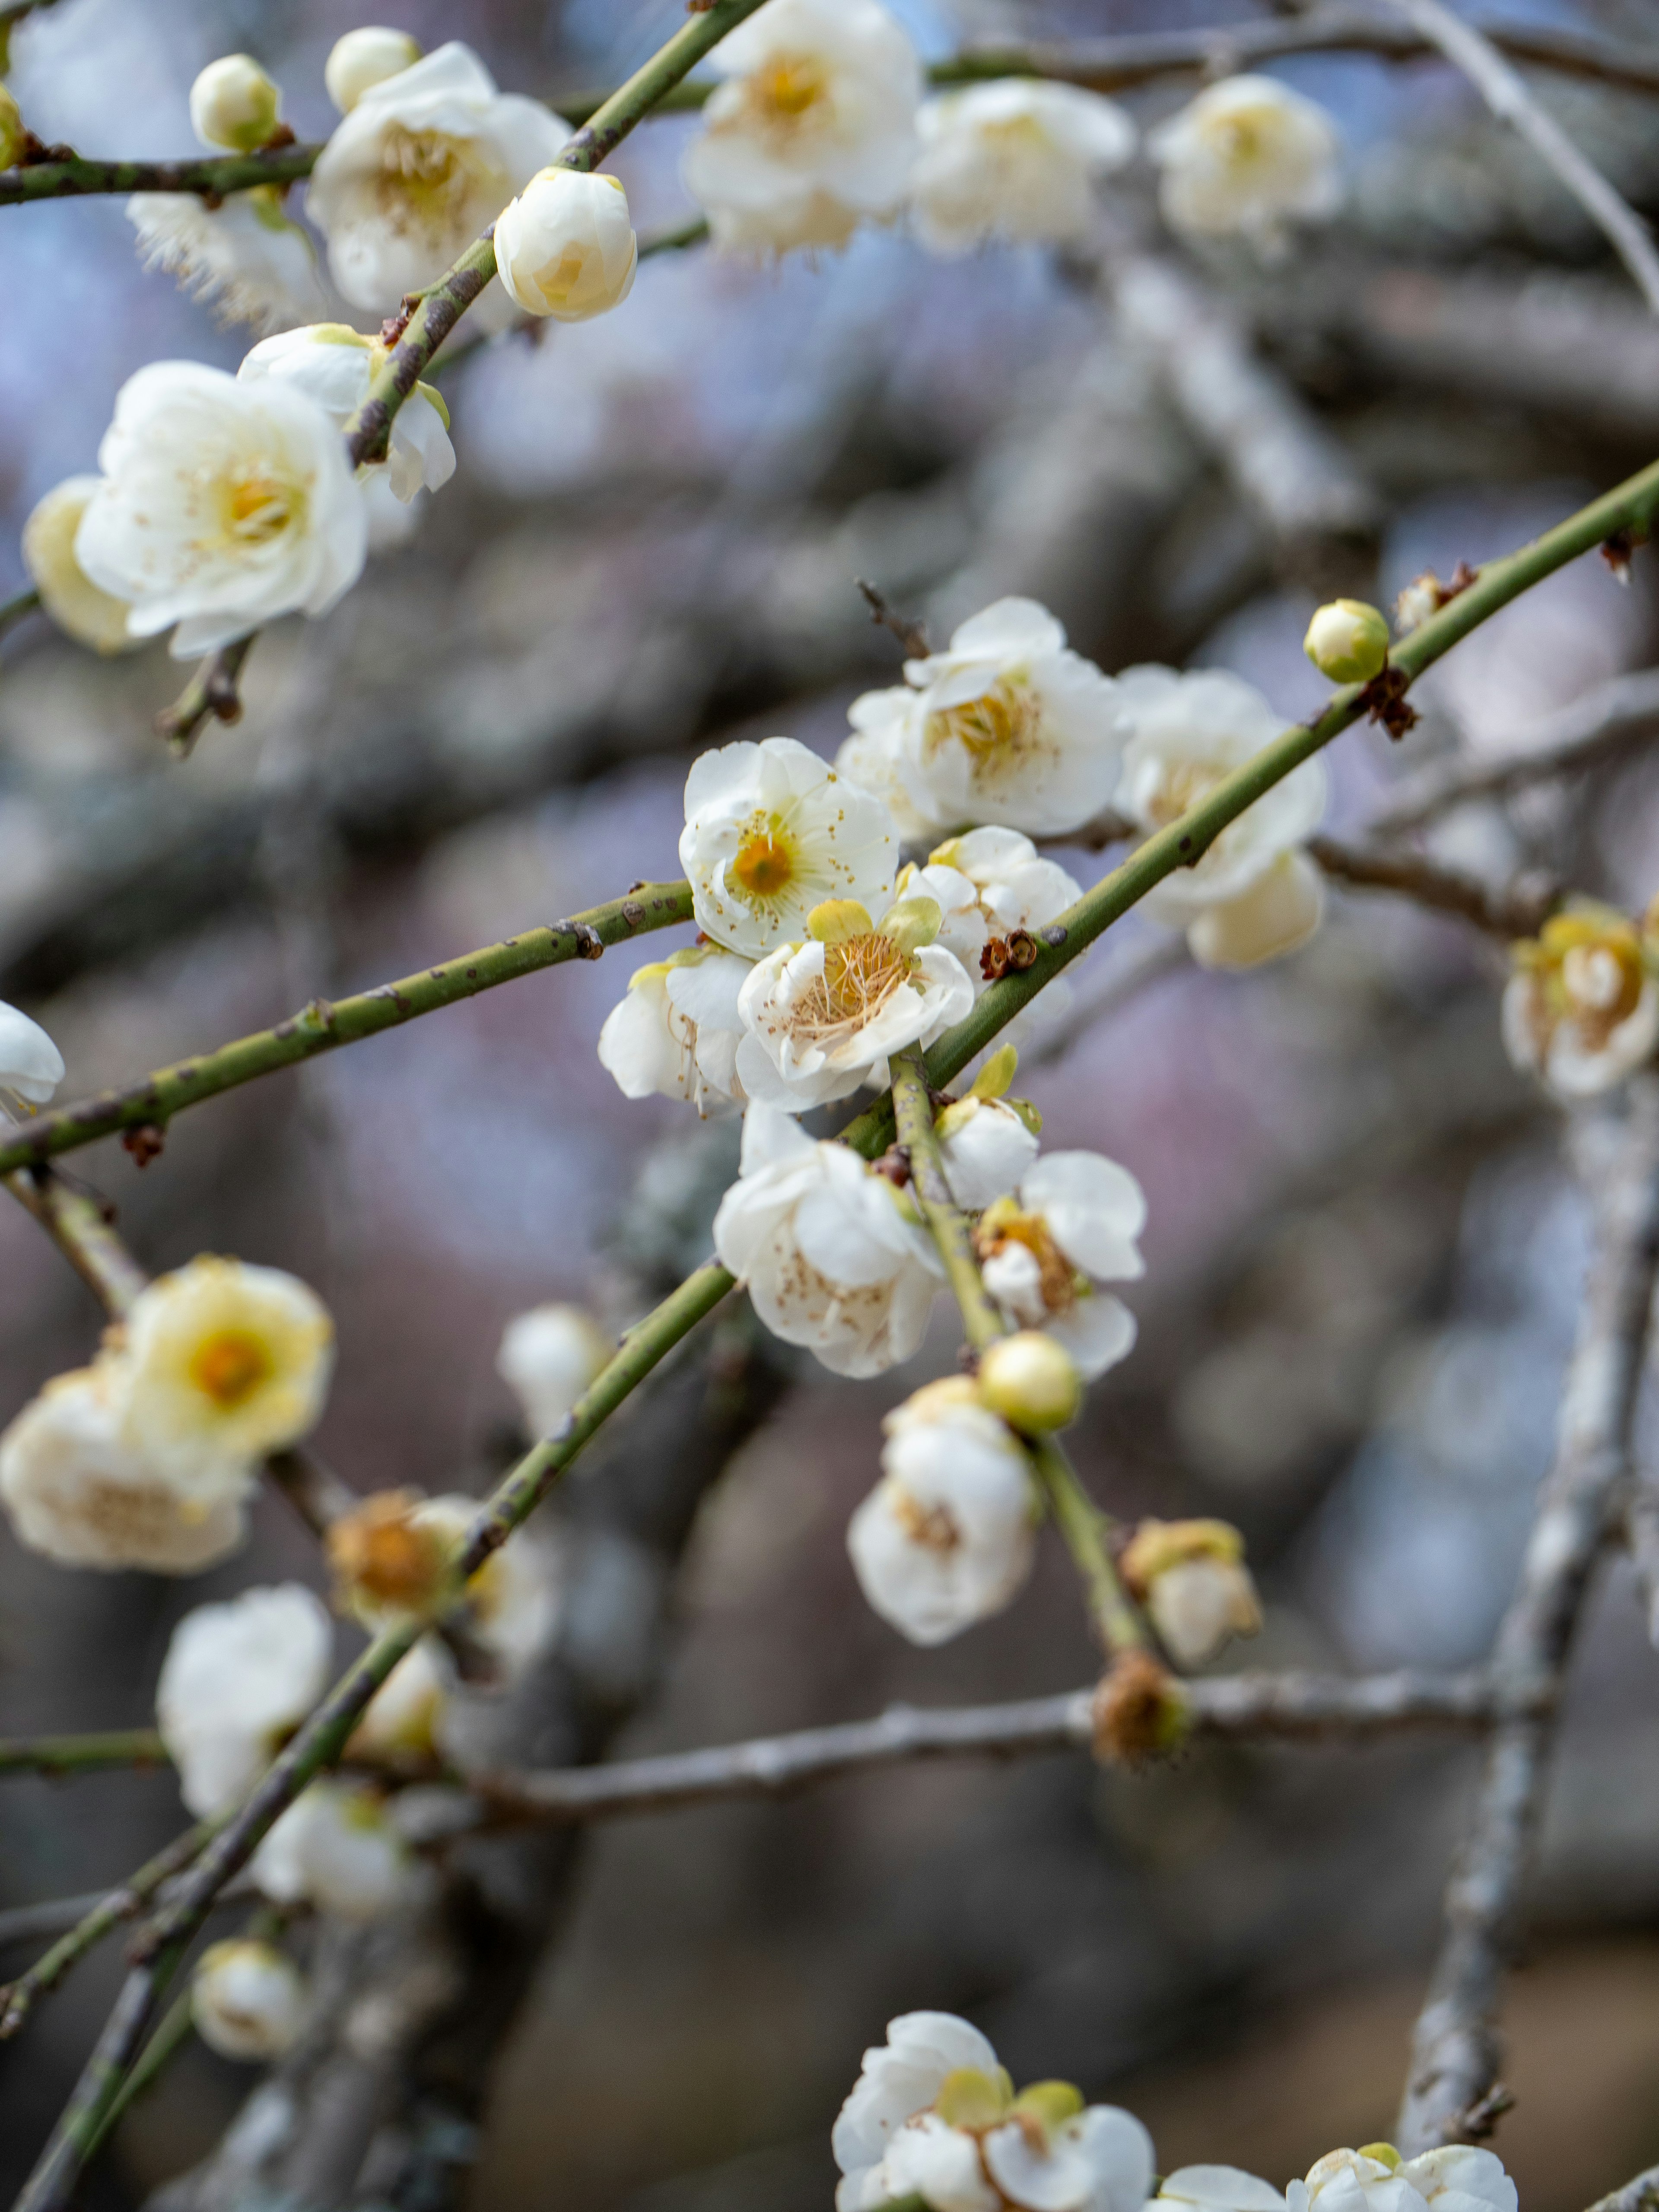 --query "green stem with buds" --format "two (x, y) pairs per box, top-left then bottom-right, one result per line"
(888, 1046), (1007, 1354)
